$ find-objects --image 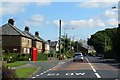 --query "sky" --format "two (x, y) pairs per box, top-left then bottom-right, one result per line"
(0, 0), (119, 41)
